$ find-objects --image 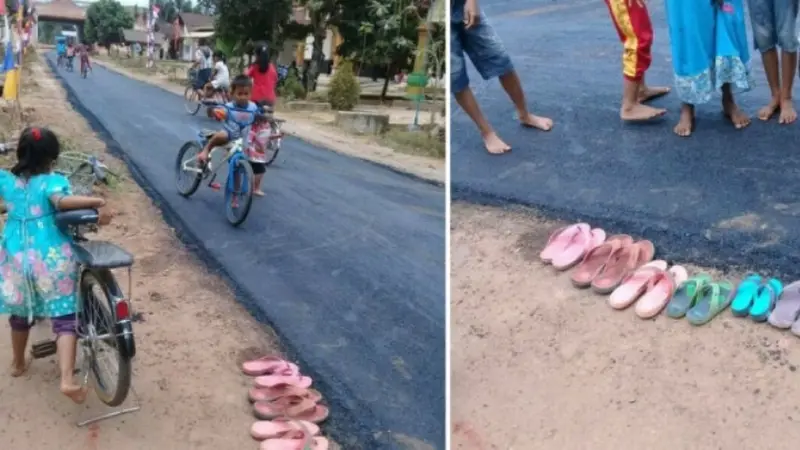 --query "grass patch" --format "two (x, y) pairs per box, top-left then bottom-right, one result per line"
(381, 127), (445, 159)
